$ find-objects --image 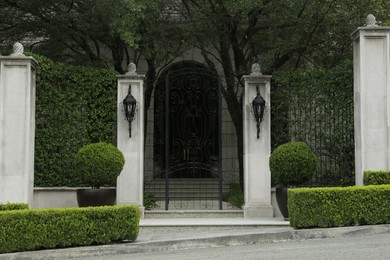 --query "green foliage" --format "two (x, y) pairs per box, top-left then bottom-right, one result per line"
(272, 59), (354, 186)
(0, 203), (28, 211)
(74, 142), (125, 188)
(0, 205), (139, 253)
(0, 1), (183, 73)
(144, 193), (159, 210)
(32, 54), (117, 187)
(222, 183), (244, 209)
(288, 185), (390, 229)
(364, 171), (390, 185)
(3, 1), (365, 189)
(0, 1), (147, 70)
(269, 142), (318, 186)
